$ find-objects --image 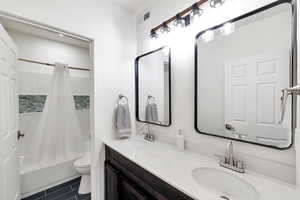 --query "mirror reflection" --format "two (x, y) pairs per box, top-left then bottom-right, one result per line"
(195, 3), (294, 148)
(136, 47), (171, 126)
